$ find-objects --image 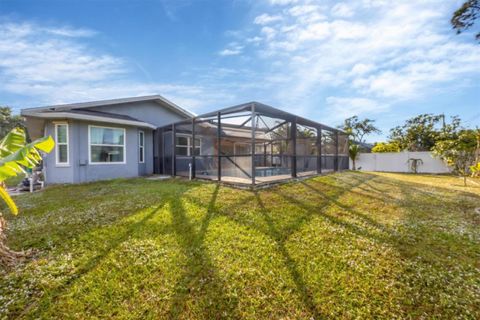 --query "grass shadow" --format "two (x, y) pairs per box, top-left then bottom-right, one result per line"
(253, 191), (324, 319)
(24, 203), (167, 317)
(167, 185), (240, 319)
